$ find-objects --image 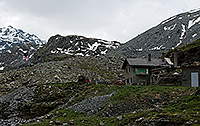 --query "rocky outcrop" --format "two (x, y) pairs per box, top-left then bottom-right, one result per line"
(0, 42), (38, 72)
(0, 86), (34, 118)
(0, 117), (26, 126)
(68, 92), (115, 115)
(0, 86), (35, 126)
